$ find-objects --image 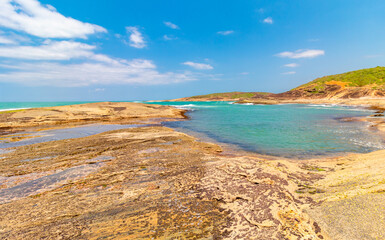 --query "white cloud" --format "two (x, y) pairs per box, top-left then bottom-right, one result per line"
(217, 30), (234, 35)
(94, 88), (105, 92)
(0, 1), (207, 87)
(182, 61), (213, 70)
(0, 35), (16, 44)
(240, 72), (249, 75)
(282, 71), (296, 75)
(284, 63), (299, 68)
(0, 40), (123, 64)
(276, 49), (325, 59)
(163, 35), (177, 41)
(364, 54), (383, 59)
(125, 26), (146, 49)
(0, 31), (31, 44)
(0, 59), (197, 86)
(45, 4), (56, 11)
(0, 40), (97, 60)
(0, 0), (106, 39)
(263, 17), (273, 24)
(164, 21), (179, 29)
